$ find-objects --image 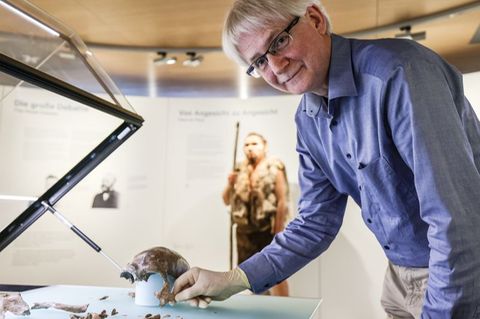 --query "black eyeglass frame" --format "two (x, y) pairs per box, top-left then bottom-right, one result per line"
(246, 16), (300, 77)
